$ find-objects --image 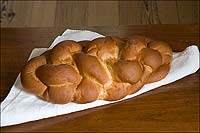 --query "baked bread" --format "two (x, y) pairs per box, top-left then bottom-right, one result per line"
(21, 36), (172, 104)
